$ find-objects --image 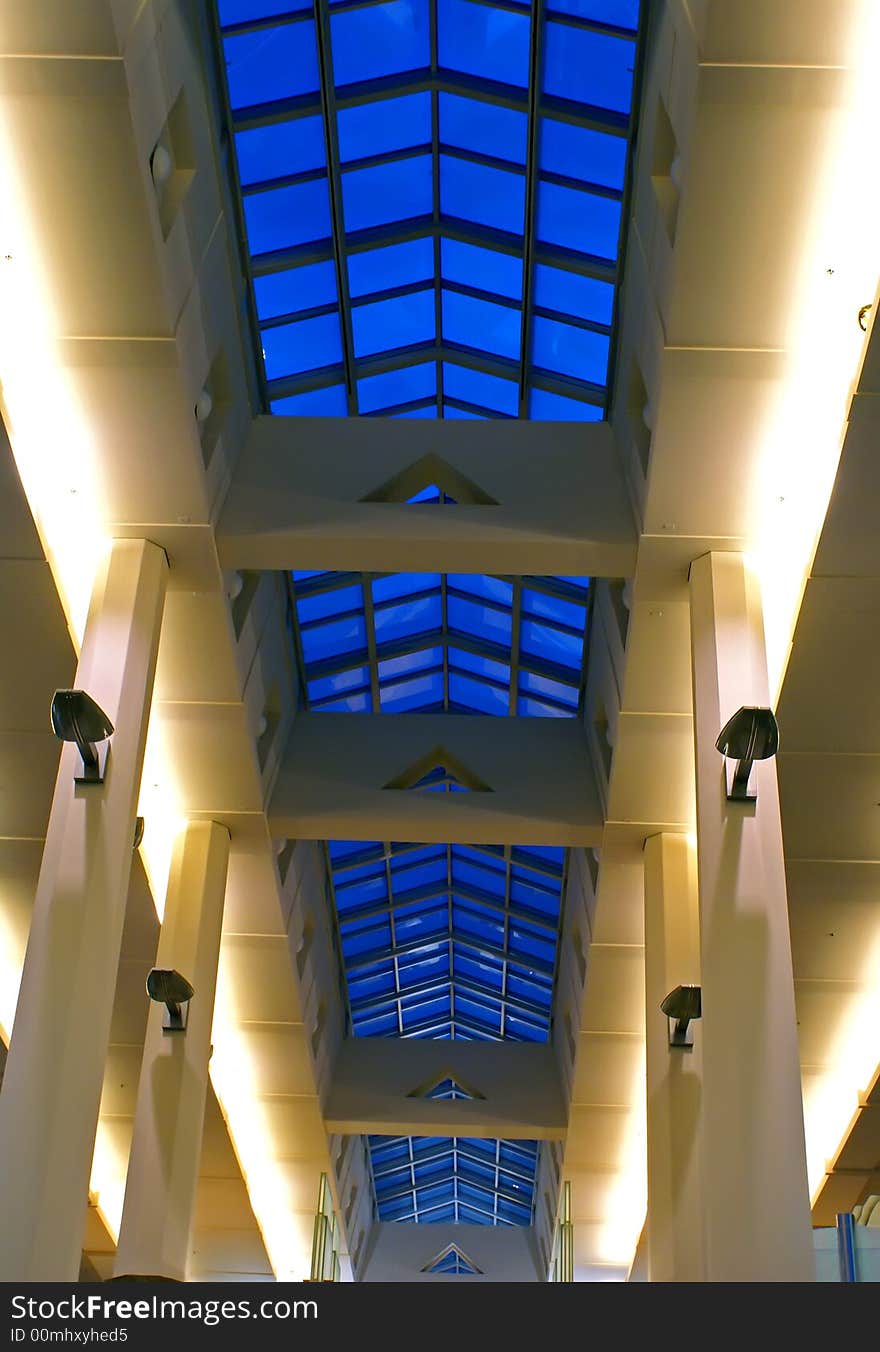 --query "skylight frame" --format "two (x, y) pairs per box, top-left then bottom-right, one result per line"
(288, 570), (593, 718)
(210, 0), (644, 419)
(368, 1134), (539, 1225)
(325, 839), (567, 1042)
